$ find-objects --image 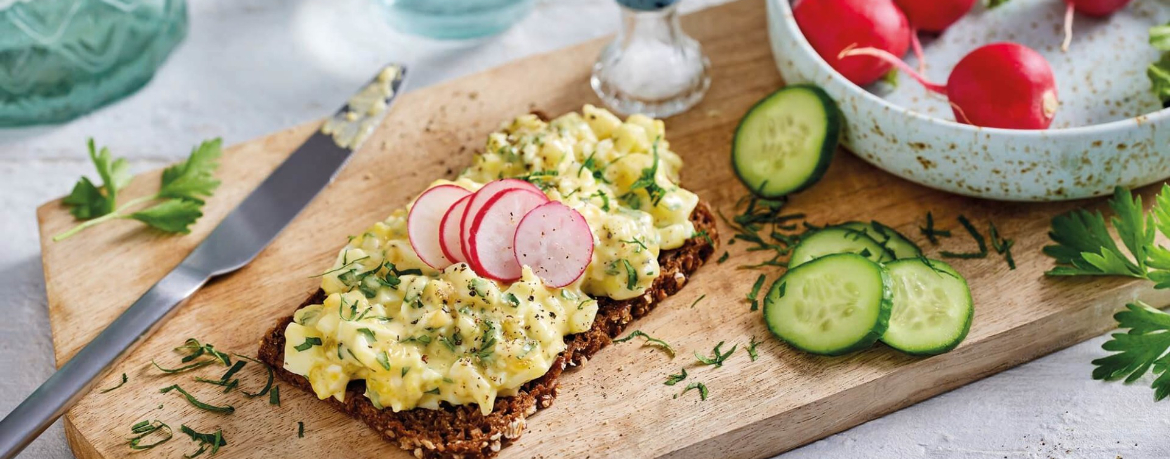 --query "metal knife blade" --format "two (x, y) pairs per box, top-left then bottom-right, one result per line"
(0, 64), (408, 459)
